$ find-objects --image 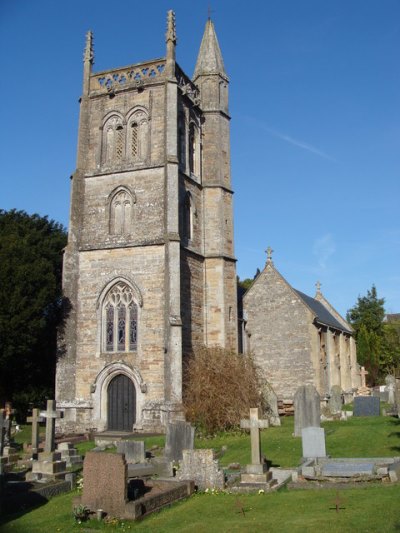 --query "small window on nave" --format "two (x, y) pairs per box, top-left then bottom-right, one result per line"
(127, 110), (148, 164)
(103, 282), (138, 353)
